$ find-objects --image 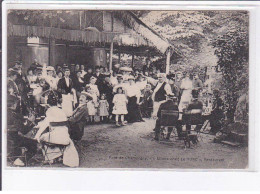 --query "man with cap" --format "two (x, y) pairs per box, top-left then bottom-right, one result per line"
(154, 94), (182, 141)
(148, 73), (173, 117)
(68, 92), (90, 140)
(7, 94), (37, 166)
(57, 67), (76, 117)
